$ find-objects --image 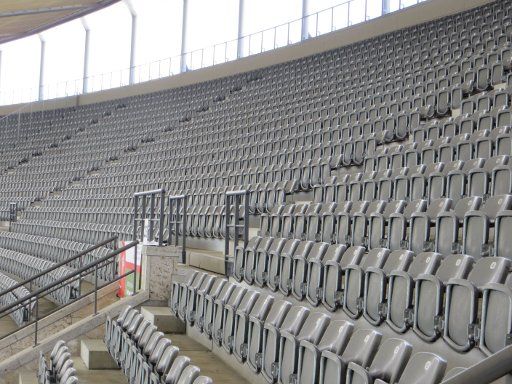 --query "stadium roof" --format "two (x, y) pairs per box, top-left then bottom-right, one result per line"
(0, 0), (120, 45)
